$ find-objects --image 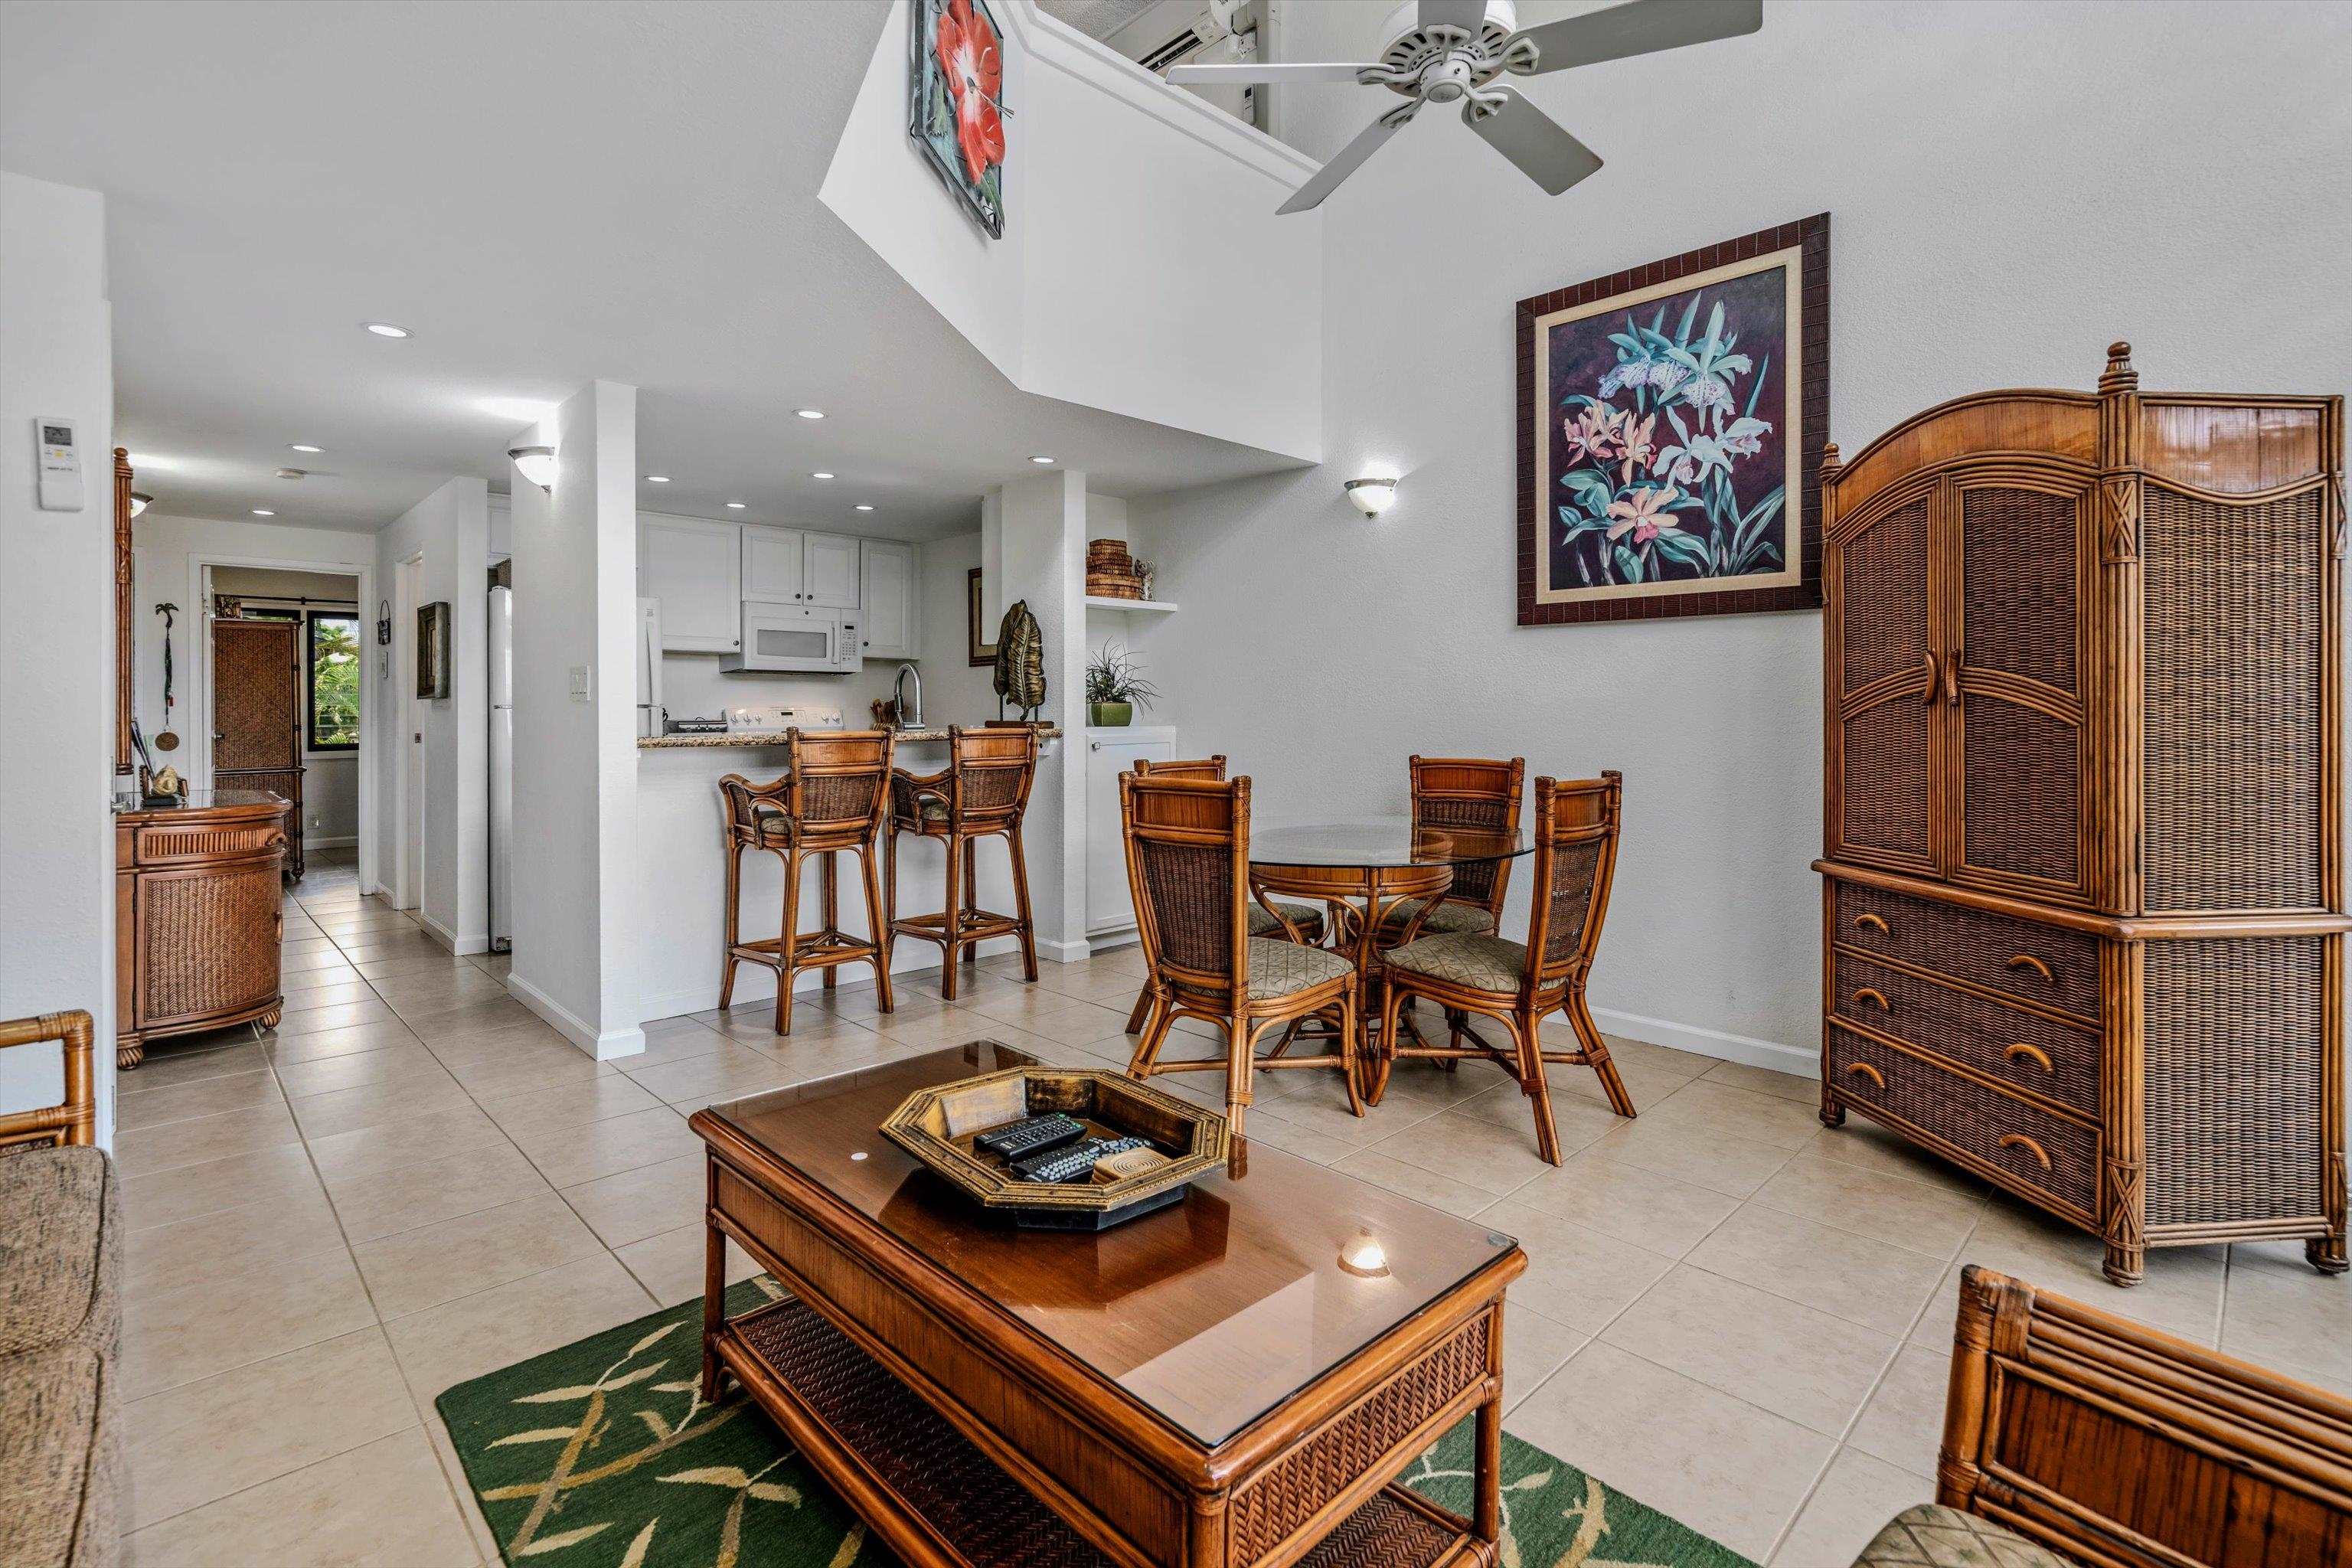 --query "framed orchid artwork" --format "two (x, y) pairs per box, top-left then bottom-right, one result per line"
(910, 0), (1008, 239)
(1516, 214), (1828, 626)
